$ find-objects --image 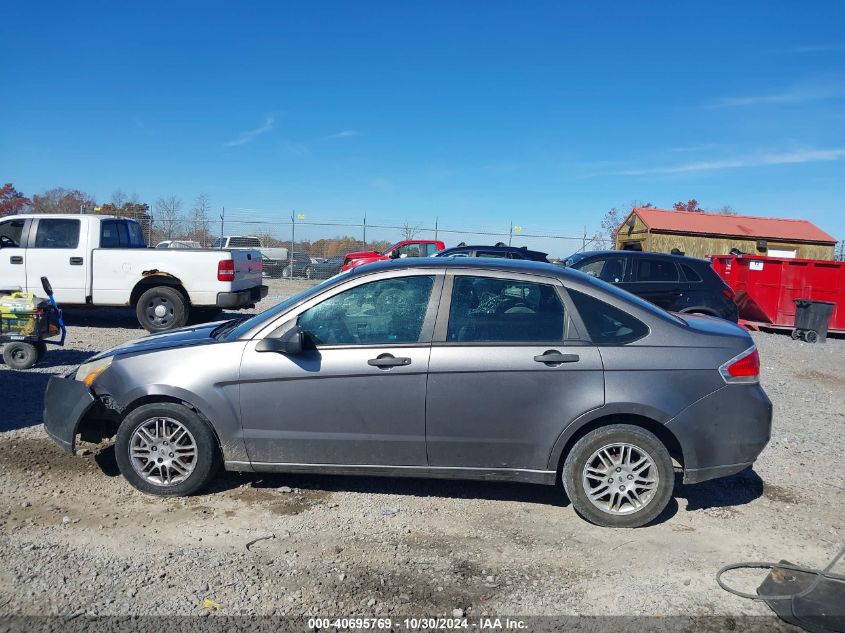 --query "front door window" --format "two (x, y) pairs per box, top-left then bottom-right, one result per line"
(298, 276), (435, 345)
